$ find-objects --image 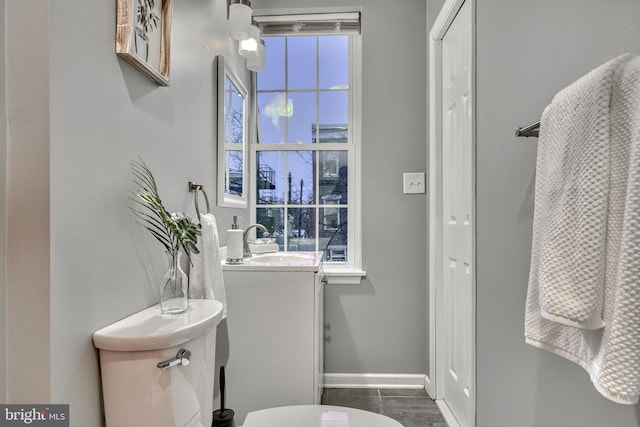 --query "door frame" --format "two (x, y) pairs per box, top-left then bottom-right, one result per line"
(427, 0), (476, 426)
